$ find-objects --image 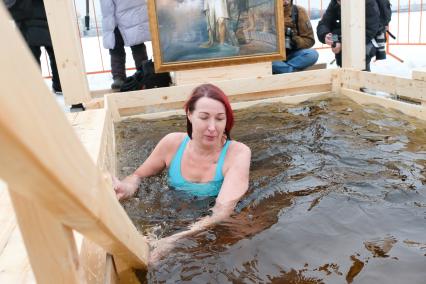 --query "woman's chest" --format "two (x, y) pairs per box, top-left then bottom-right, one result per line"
(181, 155), (218, 183)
